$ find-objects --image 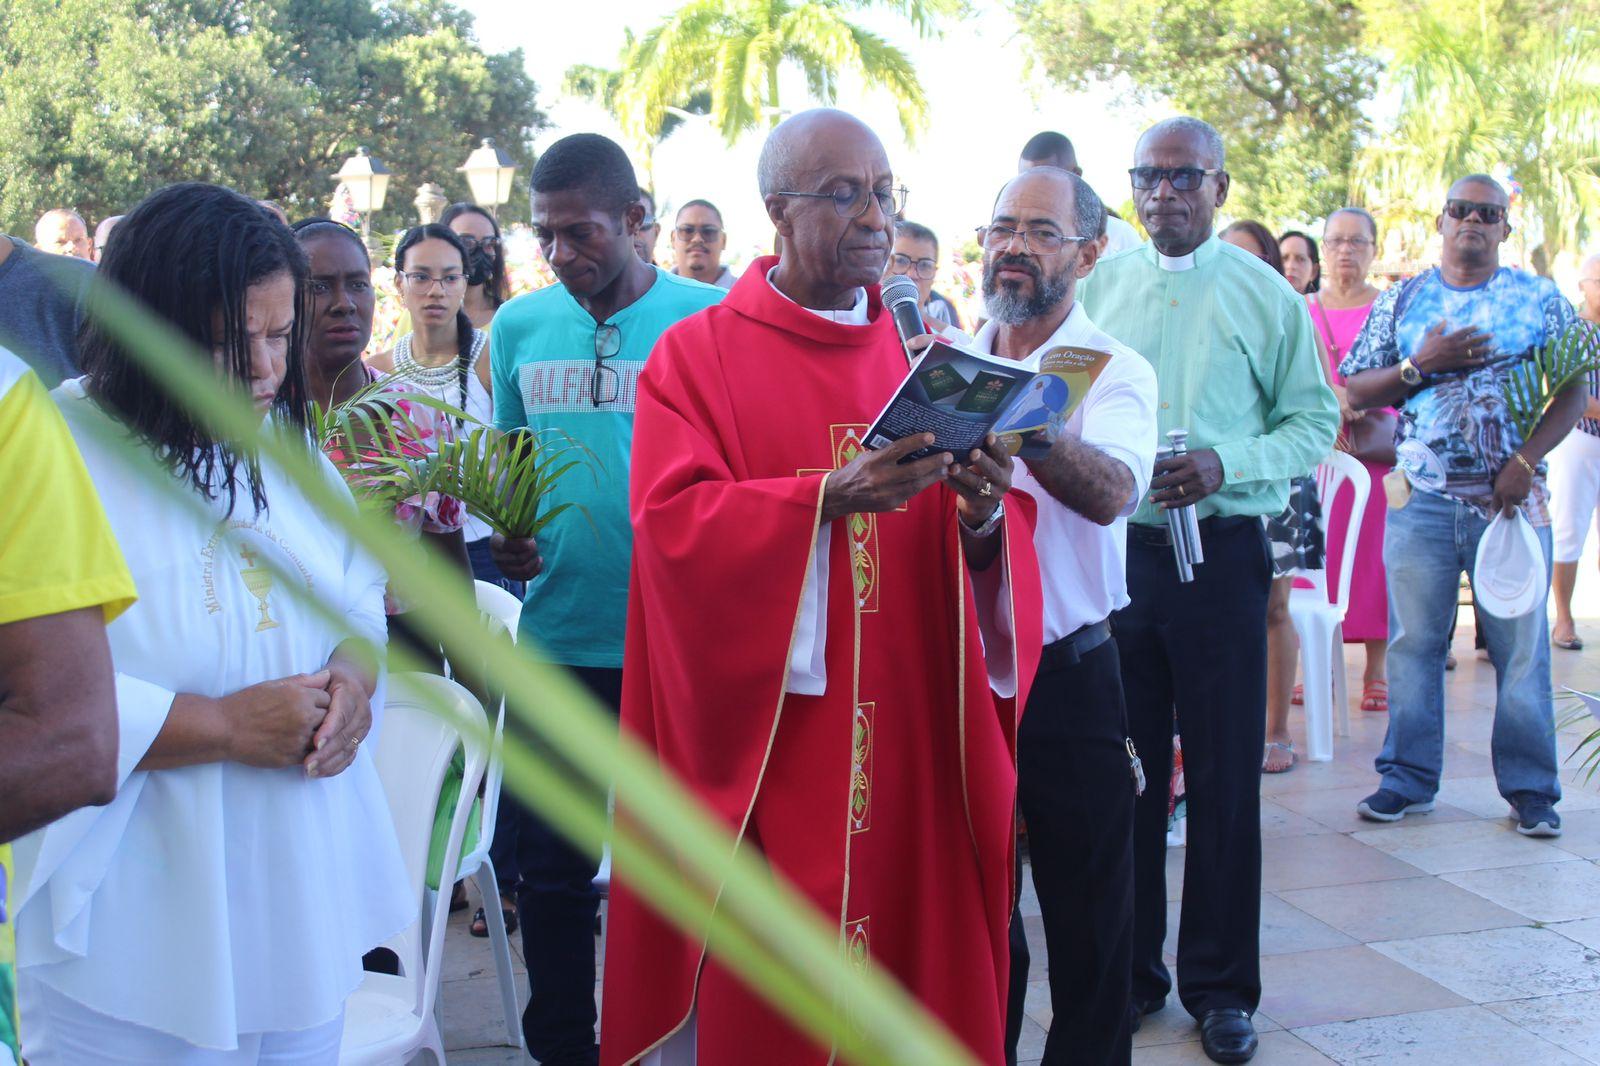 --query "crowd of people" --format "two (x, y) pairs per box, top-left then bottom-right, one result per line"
(2, 104), (1598, 1066)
